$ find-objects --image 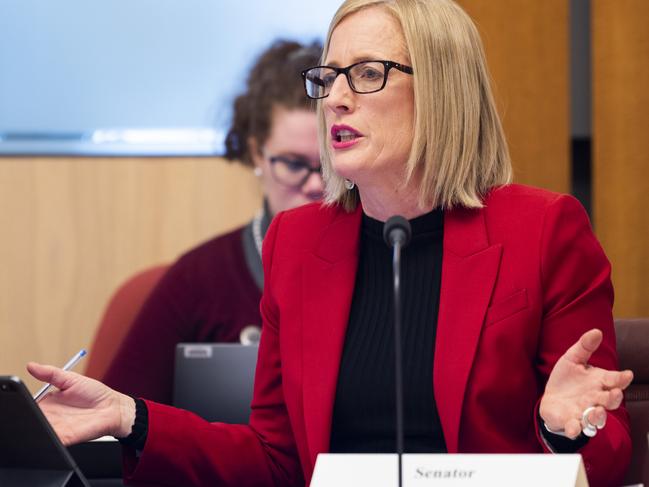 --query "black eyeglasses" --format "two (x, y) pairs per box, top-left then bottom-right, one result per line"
(301, 60), (413, 99)
(268, 155), (322, 188)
